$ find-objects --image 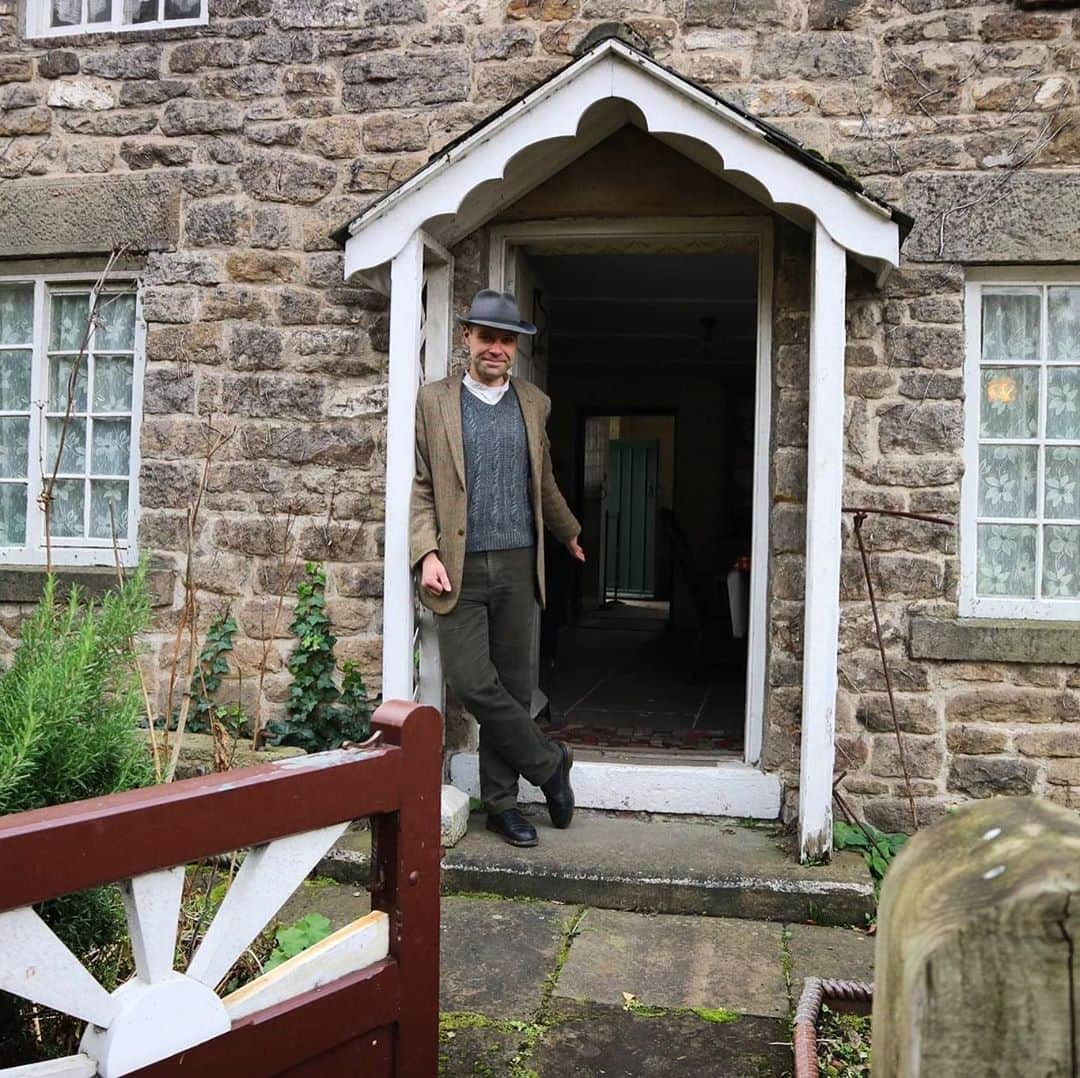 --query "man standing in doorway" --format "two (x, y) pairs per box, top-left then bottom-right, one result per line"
(410, 288), (585, 847)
